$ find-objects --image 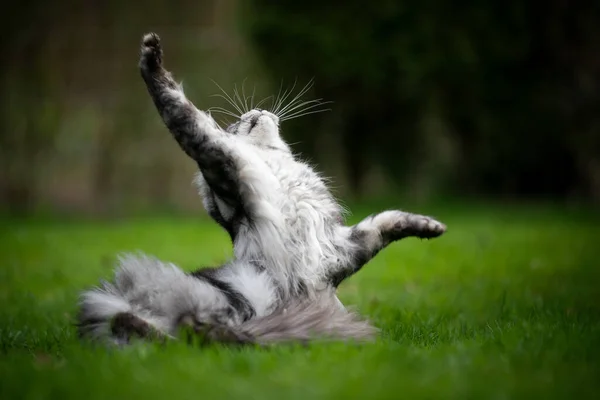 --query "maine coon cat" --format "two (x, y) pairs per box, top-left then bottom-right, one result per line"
(76, 33), (446, 346)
